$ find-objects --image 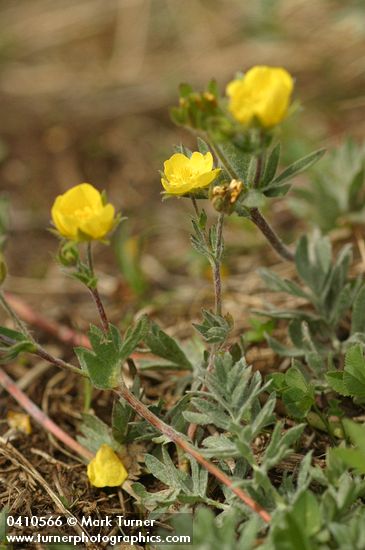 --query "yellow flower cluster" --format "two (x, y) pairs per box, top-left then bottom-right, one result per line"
(161, 151), (220, 195)
(51, 183), (116, 241)
(226, 66), (294, 127)
(87, 444), (128, 488)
